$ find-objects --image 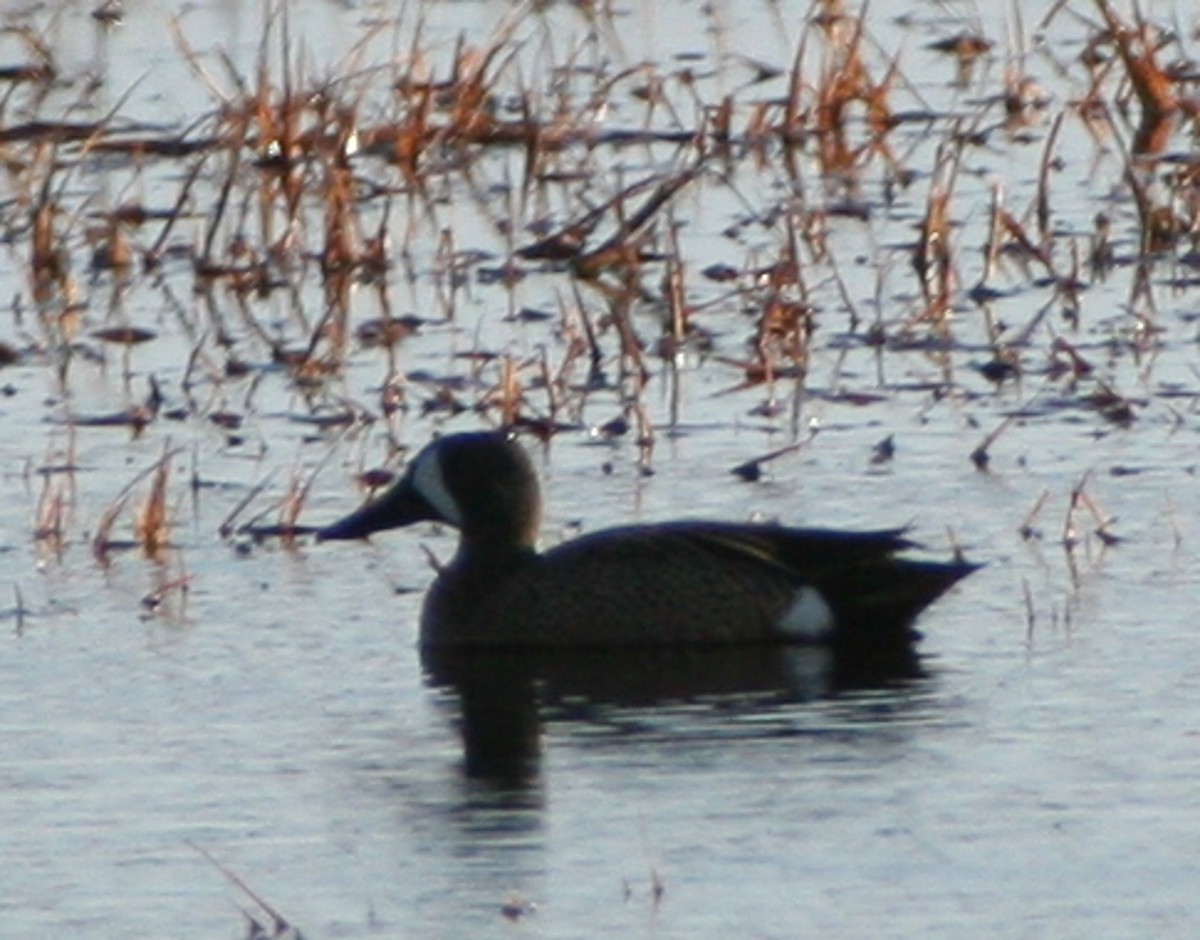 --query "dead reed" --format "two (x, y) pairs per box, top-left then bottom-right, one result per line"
(2, 0), (1192, 622)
